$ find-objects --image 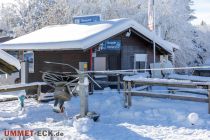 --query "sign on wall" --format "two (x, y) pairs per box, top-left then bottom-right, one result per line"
(73, 15), (101, 24)
(100, 40), (121, 52)
(24, 51), (34, 73)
